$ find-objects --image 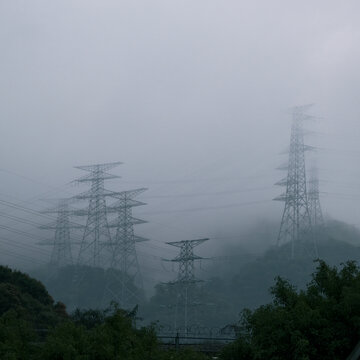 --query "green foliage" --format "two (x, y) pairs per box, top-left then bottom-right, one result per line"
(164, 348), (210, 360)
(0, 266), (53, 307)
(0, 265), (207, 359)
(0, 265), (67, 331)
(221, 260), (360, 360)
(41, 307), (207, 360)
(72, 308), (106, 329)
(0, 310), (38, 360)
(0, 309), (210, 360)
(40, 320), (90, 360)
